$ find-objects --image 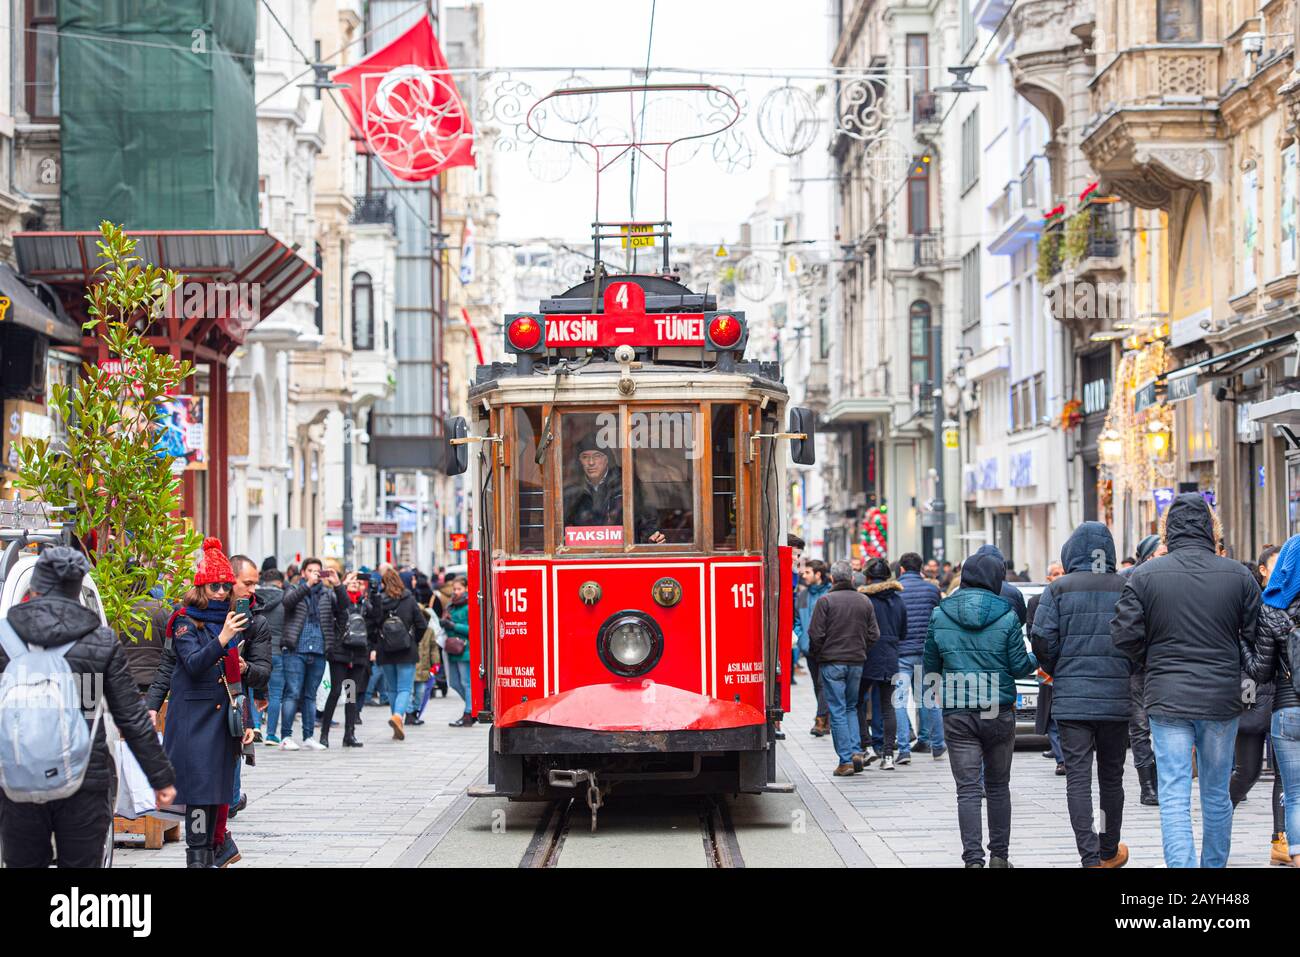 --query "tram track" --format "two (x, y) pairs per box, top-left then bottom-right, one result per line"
(519, 795), (746, 868)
